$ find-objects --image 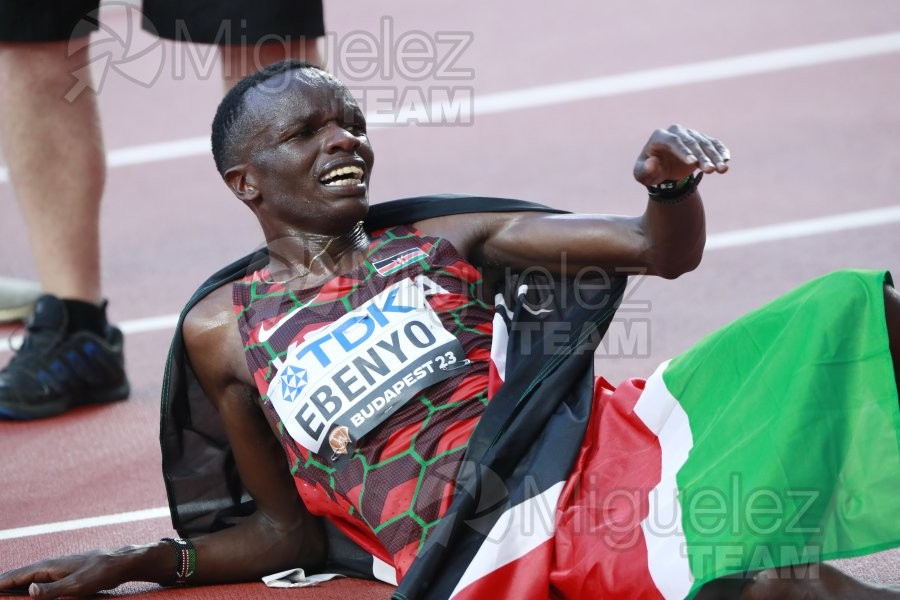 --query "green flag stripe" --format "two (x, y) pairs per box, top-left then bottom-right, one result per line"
(660, 270), (900, 593)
